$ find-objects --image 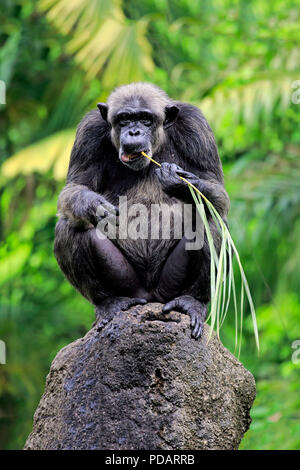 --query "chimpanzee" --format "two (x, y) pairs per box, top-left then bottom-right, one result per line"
(54, 82), (229, 339)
